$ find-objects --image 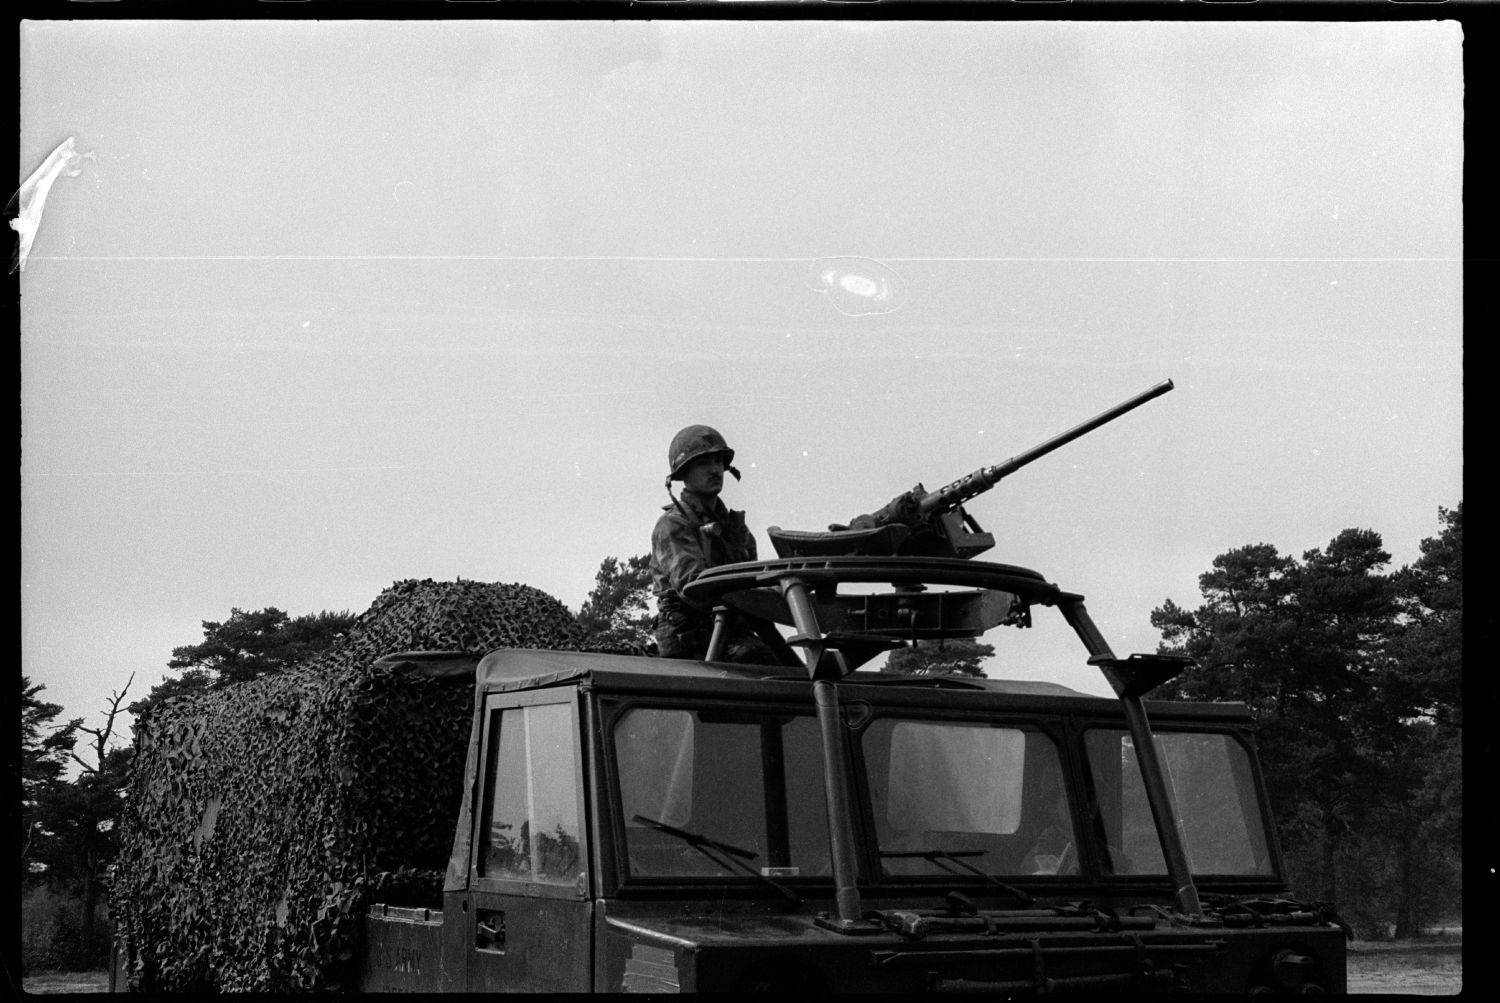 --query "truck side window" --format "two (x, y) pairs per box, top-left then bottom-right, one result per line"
(477, 703), (583, 885)
(1083, 729), (1274, 877)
